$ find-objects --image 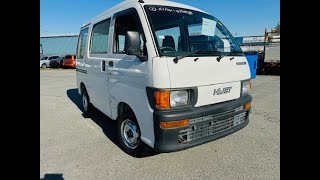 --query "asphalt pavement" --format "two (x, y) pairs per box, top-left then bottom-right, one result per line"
(40, 69), (280, 180)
